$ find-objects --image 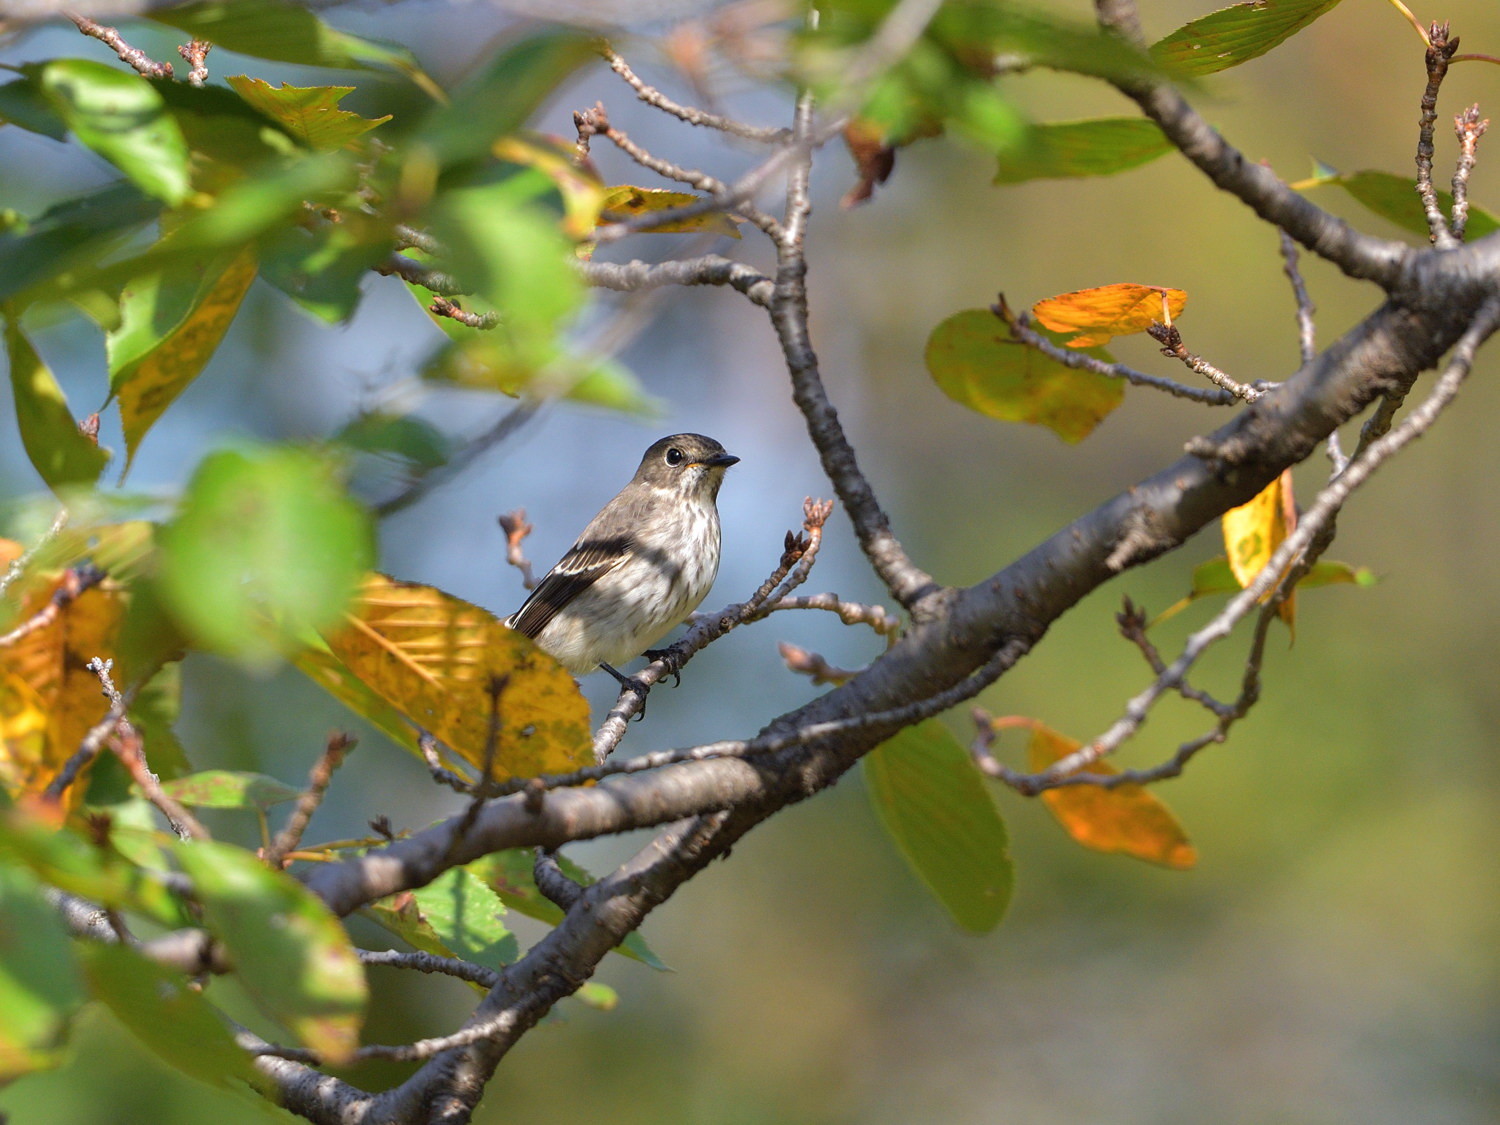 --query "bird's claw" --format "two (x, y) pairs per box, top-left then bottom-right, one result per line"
(600, 663), (651, 720)
(644, 646), (685, 687)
